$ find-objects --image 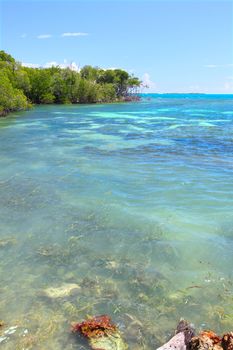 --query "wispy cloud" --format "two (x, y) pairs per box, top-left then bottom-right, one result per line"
(61, 32), (89, 37)
(22, 60), (80, 72)
(204, 64), (218, 68)
(20, 33), (27, 39)
(223, 81), (233, 92)
(142, 73), (156, 90)
(204, 64), (233, 68)
(22, 62), (40, 68)
(37, 34), (52, 39)
(222, 75), (233, 93)
(188, 84), (201, 92)
(30, 33), (88, 39)
(102, 67), (120, 70)
(43, 61), (59, 68)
